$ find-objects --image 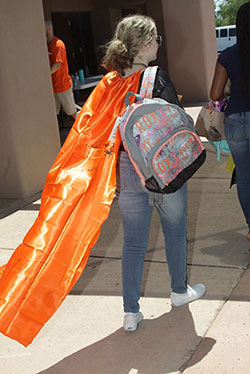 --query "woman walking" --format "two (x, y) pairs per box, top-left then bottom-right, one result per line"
(101, 14), (206, 331)
(211, 2), (250, 243)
